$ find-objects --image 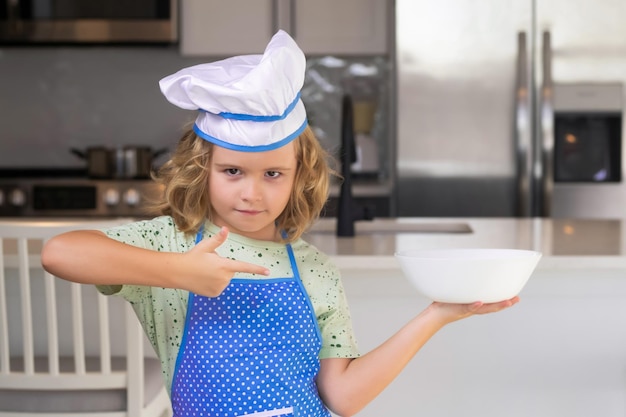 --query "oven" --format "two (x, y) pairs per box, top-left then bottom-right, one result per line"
(0, 0), (177, 44)
(0, 171), (162, 218)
